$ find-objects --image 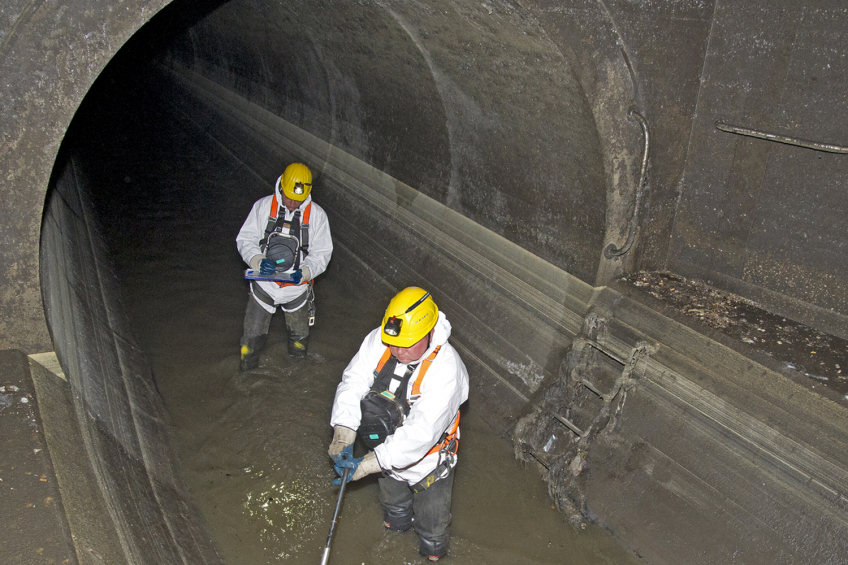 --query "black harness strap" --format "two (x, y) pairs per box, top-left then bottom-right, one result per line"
(250, 281), (308, 310)
(259, 199), (310, 270)
(300, 216), (310, 259)
(250, 281), (275, 308)
(371, 358), (418, 416)
(259, 201), (284, 249)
